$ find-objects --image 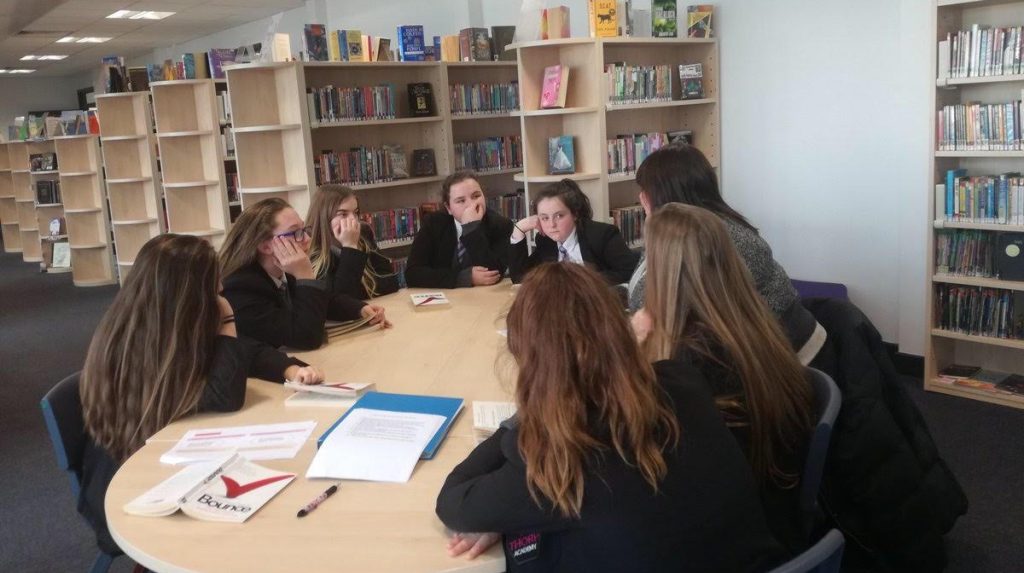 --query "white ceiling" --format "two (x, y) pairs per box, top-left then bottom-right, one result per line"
(0, 0), (306, 77)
